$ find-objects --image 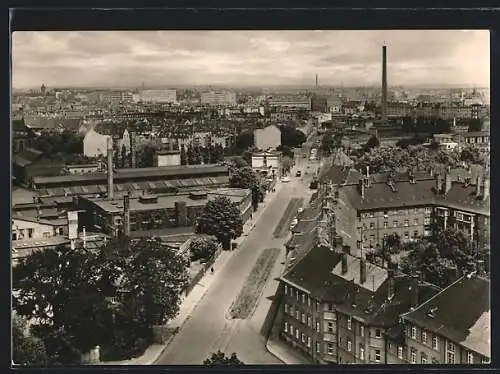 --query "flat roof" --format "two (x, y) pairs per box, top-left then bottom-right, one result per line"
(32, 164), (229, 185)
(90, 189), (247, 213)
